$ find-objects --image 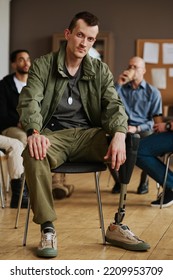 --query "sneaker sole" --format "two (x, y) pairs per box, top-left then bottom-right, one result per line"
(105, 236), (150, 251)
(151, 200), (173, 208)
(37, 248), (58, 258)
